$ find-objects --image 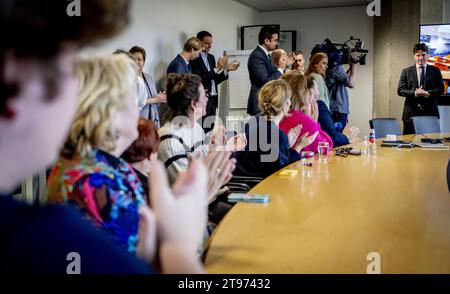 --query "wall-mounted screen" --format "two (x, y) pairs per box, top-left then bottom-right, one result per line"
(420, 24), (450, 95)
